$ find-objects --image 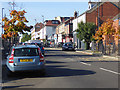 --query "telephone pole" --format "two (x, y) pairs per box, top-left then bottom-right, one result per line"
(97, 0), (100, 30)
(34, 19), (37, 40)
(42, 15), (45, 41)
(2, 8), (4, 34)
(8, 1), (16, 10)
